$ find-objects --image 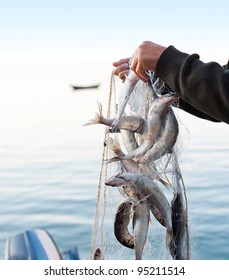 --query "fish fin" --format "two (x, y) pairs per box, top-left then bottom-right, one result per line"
(97, 100), (103, 116)
(159, 178), (173, 189)
(105, 137), (121, 153)
(165, 229), (173, 248)
(168, 234), (177, 260)
(83, 101), (103, 126)
(83, 113), (101, 126)
(148, 216), (153, 225)
(166, 229), (177, 259)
